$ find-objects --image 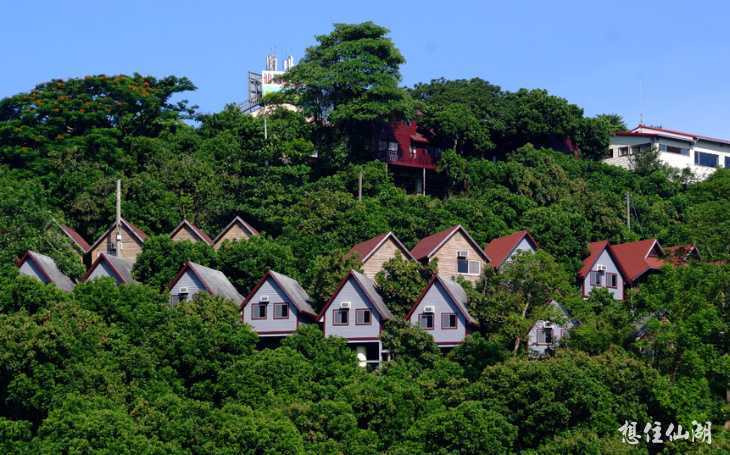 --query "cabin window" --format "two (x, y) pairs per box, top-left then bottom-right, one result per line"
(356, 309), (372, 325)
(725, 157), (730, 169)
(590, 271), (602, 287)
(170, 293), (188, 305)
(619, 146), (629, 156)
(541, 327), (554, 344)
(252, 303), (267, 320)
(273, 303), (289, 319)
(606, 273), (618, 288)
(333, 308), (349, 325)
(107, 242), (117, 256)
(387, 142), (398, 152)
(695, 151), (719, 168)
(419, 313), (434, 330)
(442, 313), (457, 329)
(660, 144), (689, 155)
(459, 258), (481, 275)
